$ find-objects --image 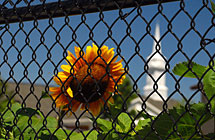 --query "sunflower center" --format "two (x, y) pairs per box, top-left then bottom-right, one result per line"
(70, 64), (109, 103)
